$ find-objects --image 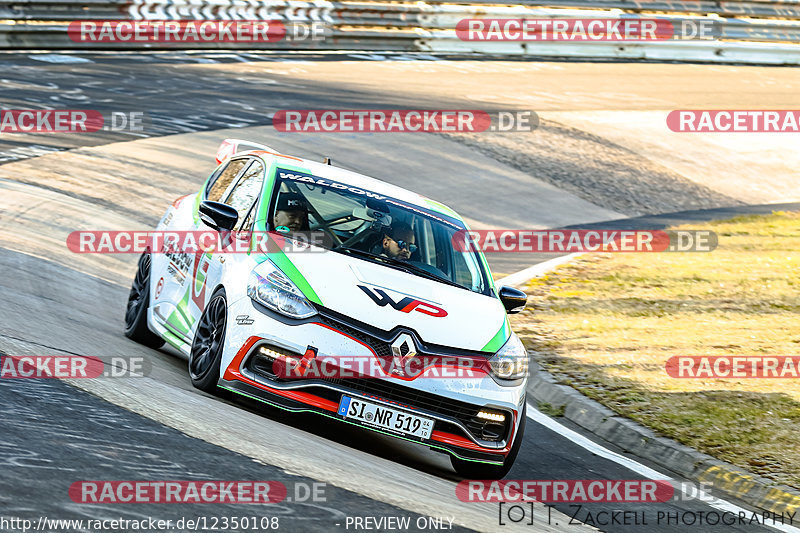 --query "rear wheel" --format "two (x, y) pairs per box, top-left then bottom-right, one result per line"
(124, 252), (165, 349)
(189, 289), (228, 395)
(450, 403), (526, 480)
